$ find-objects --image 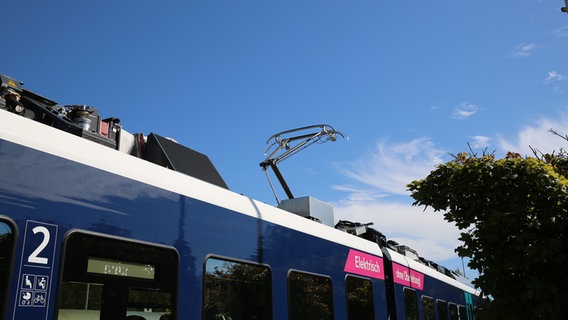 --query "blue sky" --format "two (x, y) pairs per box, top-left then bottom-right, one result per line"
(3, 1), (568, 278)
